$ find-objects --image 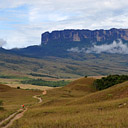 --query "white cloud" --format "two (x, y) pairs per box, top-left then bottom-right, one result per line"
(0, 39), (7, 47)
(67, 47), (81, 53)
(86, 40), (128, 54)
(1, 0), (128, 48)
(67, 40), (128, 54)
